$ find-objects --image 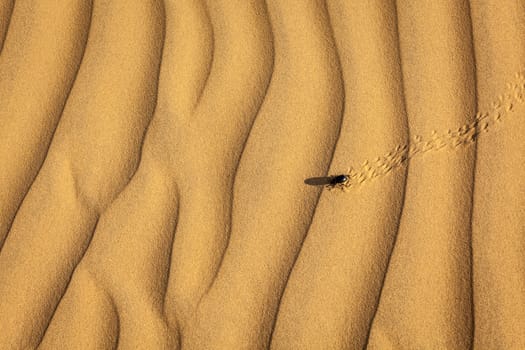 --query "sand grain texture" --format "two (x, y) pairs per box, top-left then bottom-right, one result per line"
(0, 1), (524, 349)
